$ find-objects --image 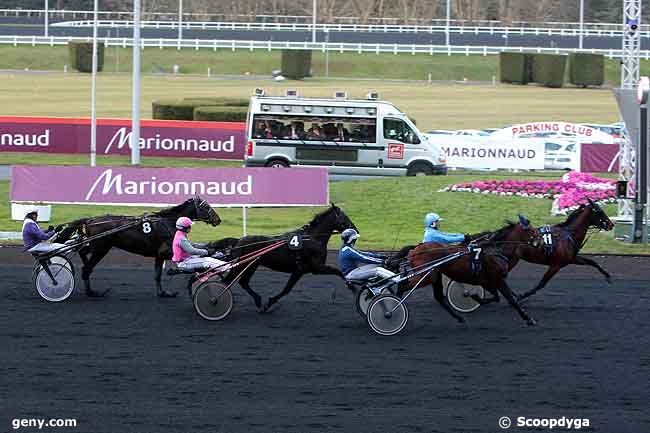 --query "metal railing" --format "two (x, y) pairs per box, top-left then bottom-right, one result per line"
(1, 35), (648, 59)
(49, 19), (649, 38)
